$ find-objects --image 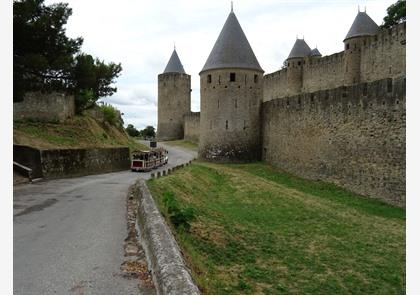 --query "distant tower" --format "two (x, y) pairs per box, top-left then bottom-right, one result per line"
(199, 8), (264, 162)
(285, 38), (312, 95)
(310, 47), (322, 58)
(157, 49), (191, 141)
(343, 10), (379, 85)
